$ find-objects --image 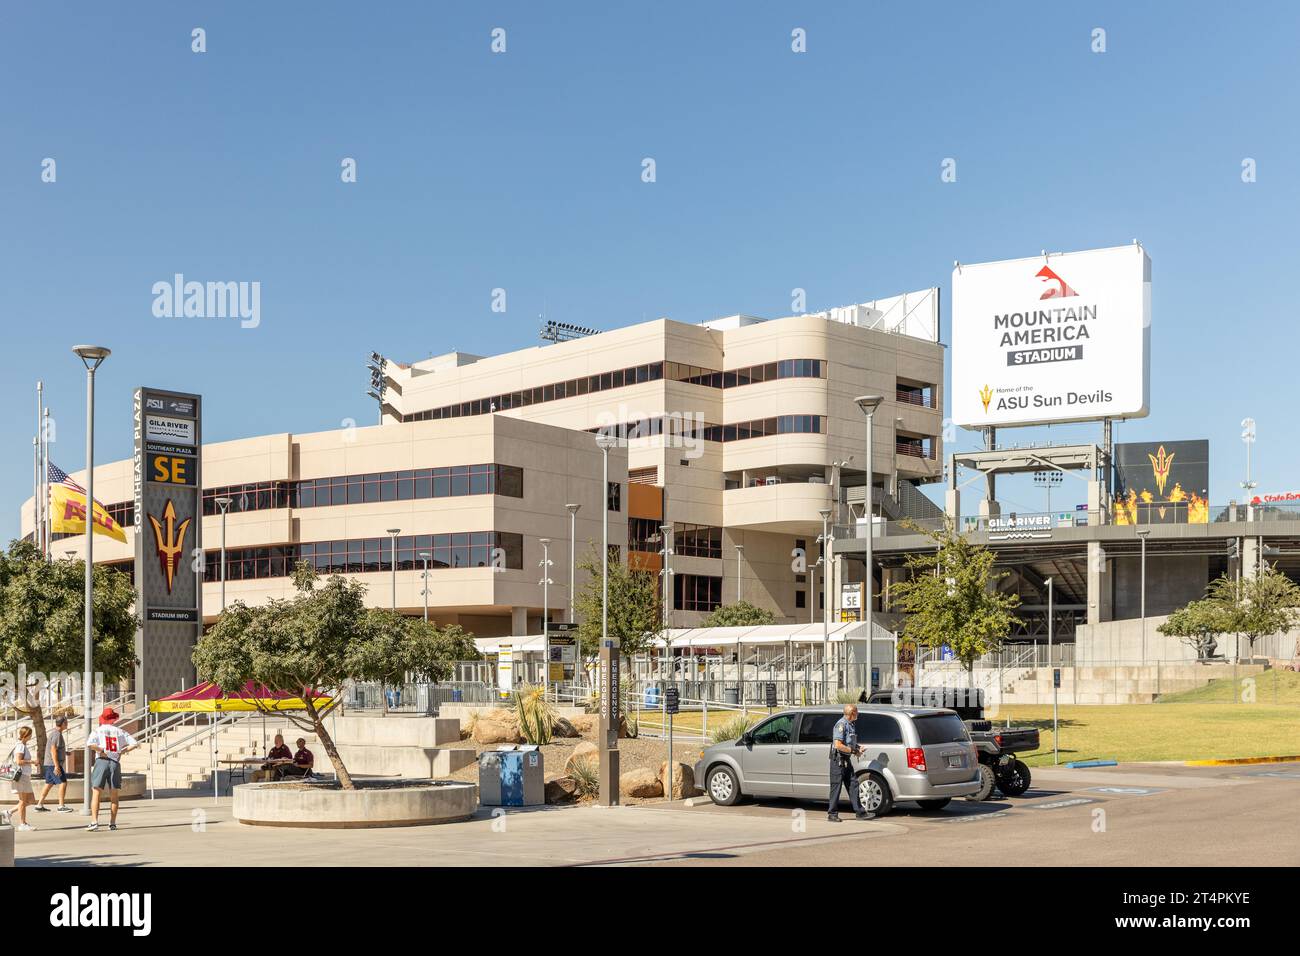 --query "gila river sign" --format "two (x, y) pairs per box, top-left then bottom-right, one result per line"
(952, 244), (1151, 428)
